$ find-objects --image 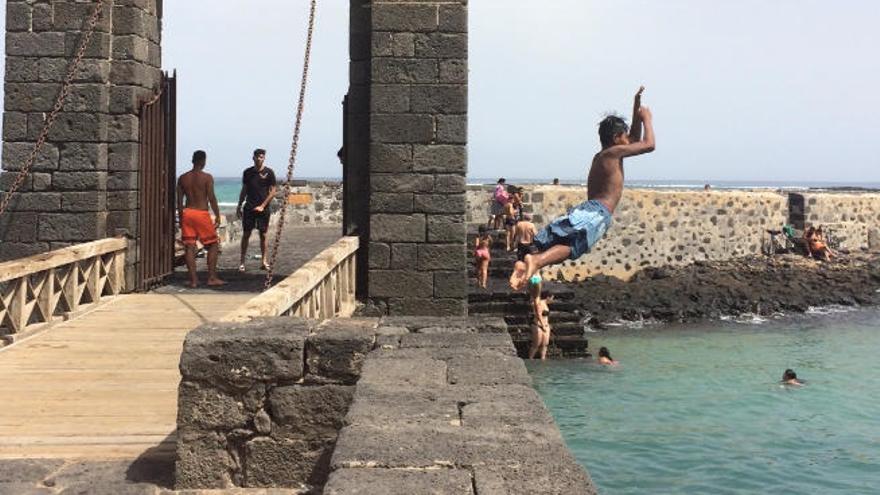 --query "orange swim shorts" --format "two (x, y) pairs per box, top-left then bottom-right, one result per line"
(181, 208), (219, 247)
